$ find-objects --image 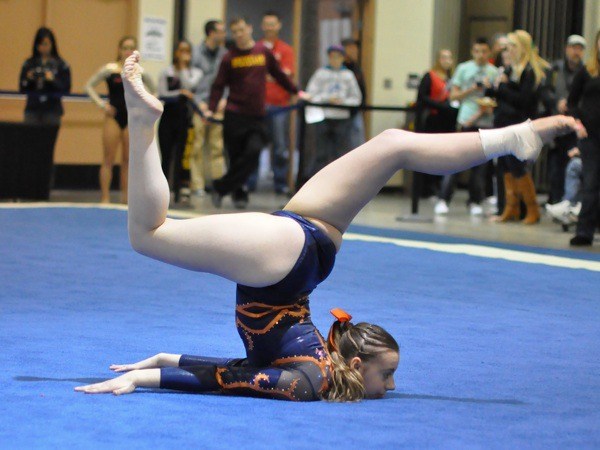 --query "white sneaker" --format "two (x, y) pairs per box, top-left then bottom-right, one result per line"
(470, 203), (483, 216)
(485, 196), (497, 207)
(434, 200), (449, 215)
(545, 200), (570, 217)
(569, 202), (581, 217)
